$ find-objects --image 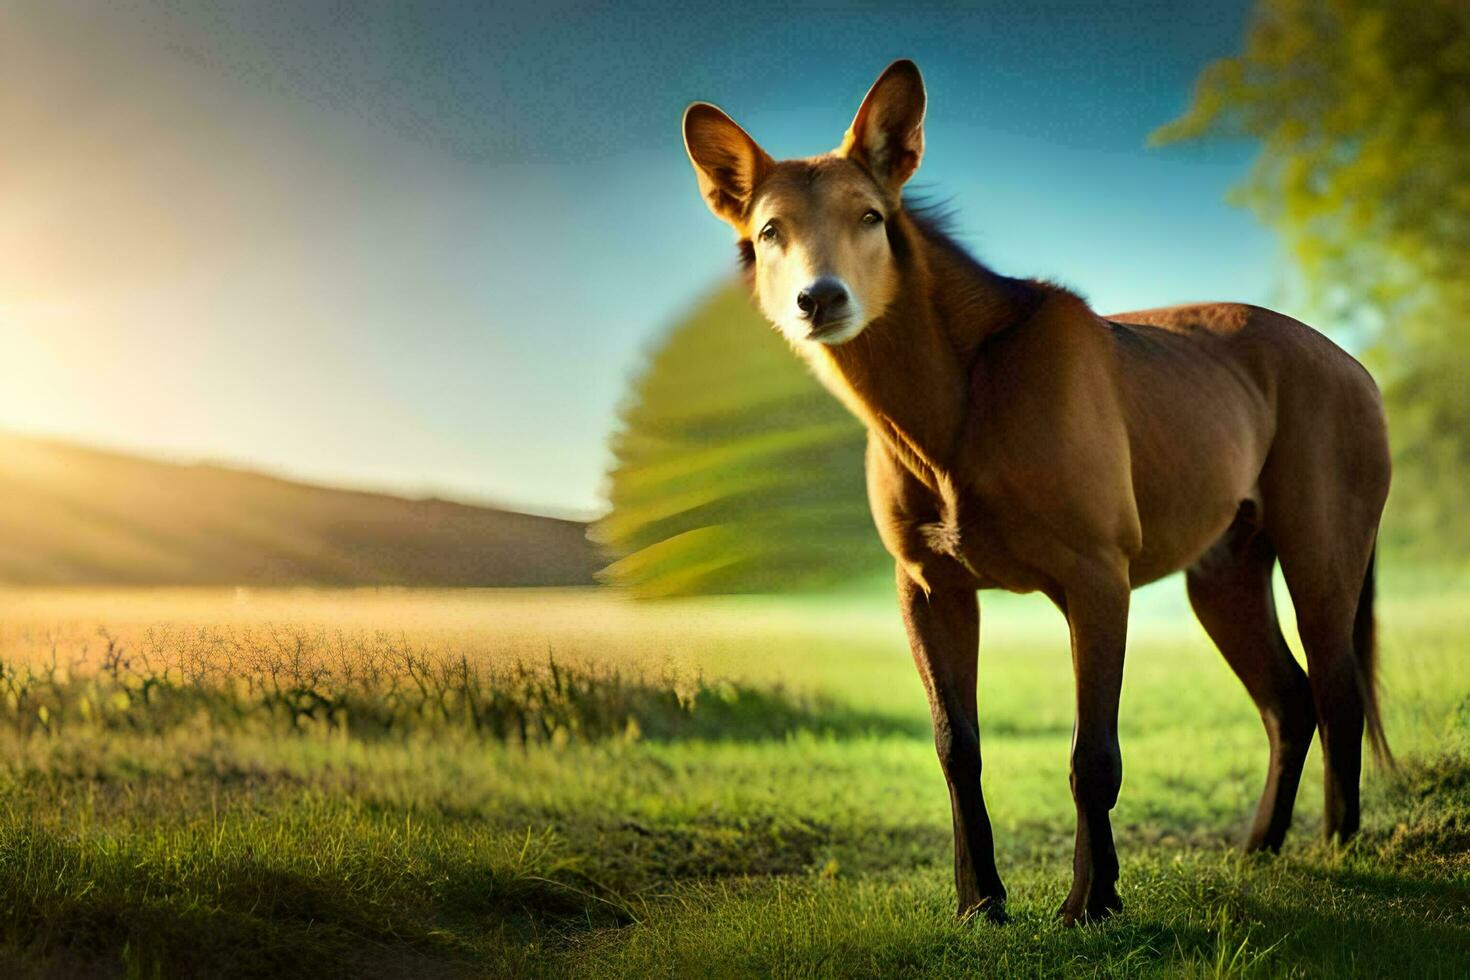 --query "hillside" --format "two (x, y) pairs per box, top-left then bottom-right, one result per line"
(0, 433), (598, 587)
